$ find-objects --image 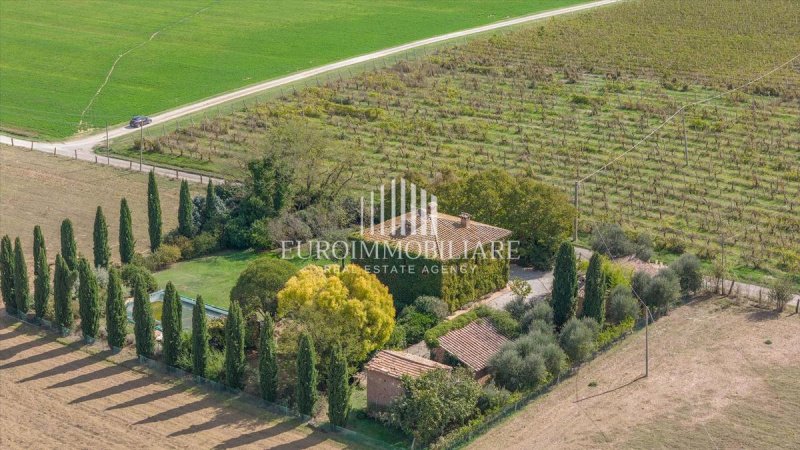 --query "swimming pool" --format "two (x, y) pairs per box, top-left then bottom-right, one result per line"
(126, 290), (227, 331)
